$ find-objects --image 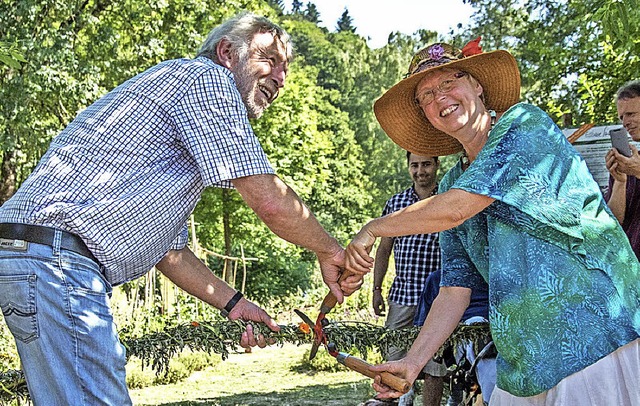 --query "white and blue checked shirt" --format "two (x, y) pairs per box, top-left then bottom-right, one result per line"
(383, 186), (441, 306)
(0, 57), (274, 285)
